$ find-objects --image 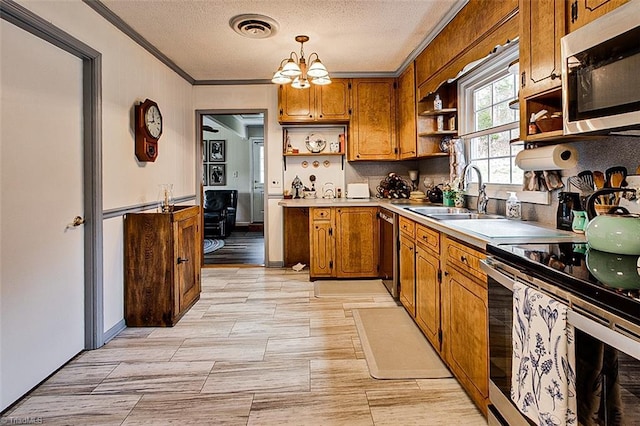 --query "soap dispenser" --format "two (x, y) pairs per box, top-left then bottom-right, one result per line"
(506, 192), (521, 219)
